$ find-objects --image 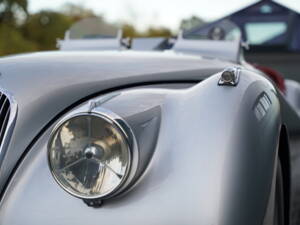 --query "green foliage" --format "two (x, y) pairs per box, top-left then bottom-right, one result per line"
(144, 27), (172, 37)
(0, 0), (36, 56)
(0, 24), (37, 56)
(180, 15), (205, 31)
(62, 3), (96, 21)
(0, 0), (28, 24)
(21, 11), (73, 50)
(122, 24), (172, 38)
(0, 2), (205, 56)
(122, 23), (139, 38)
